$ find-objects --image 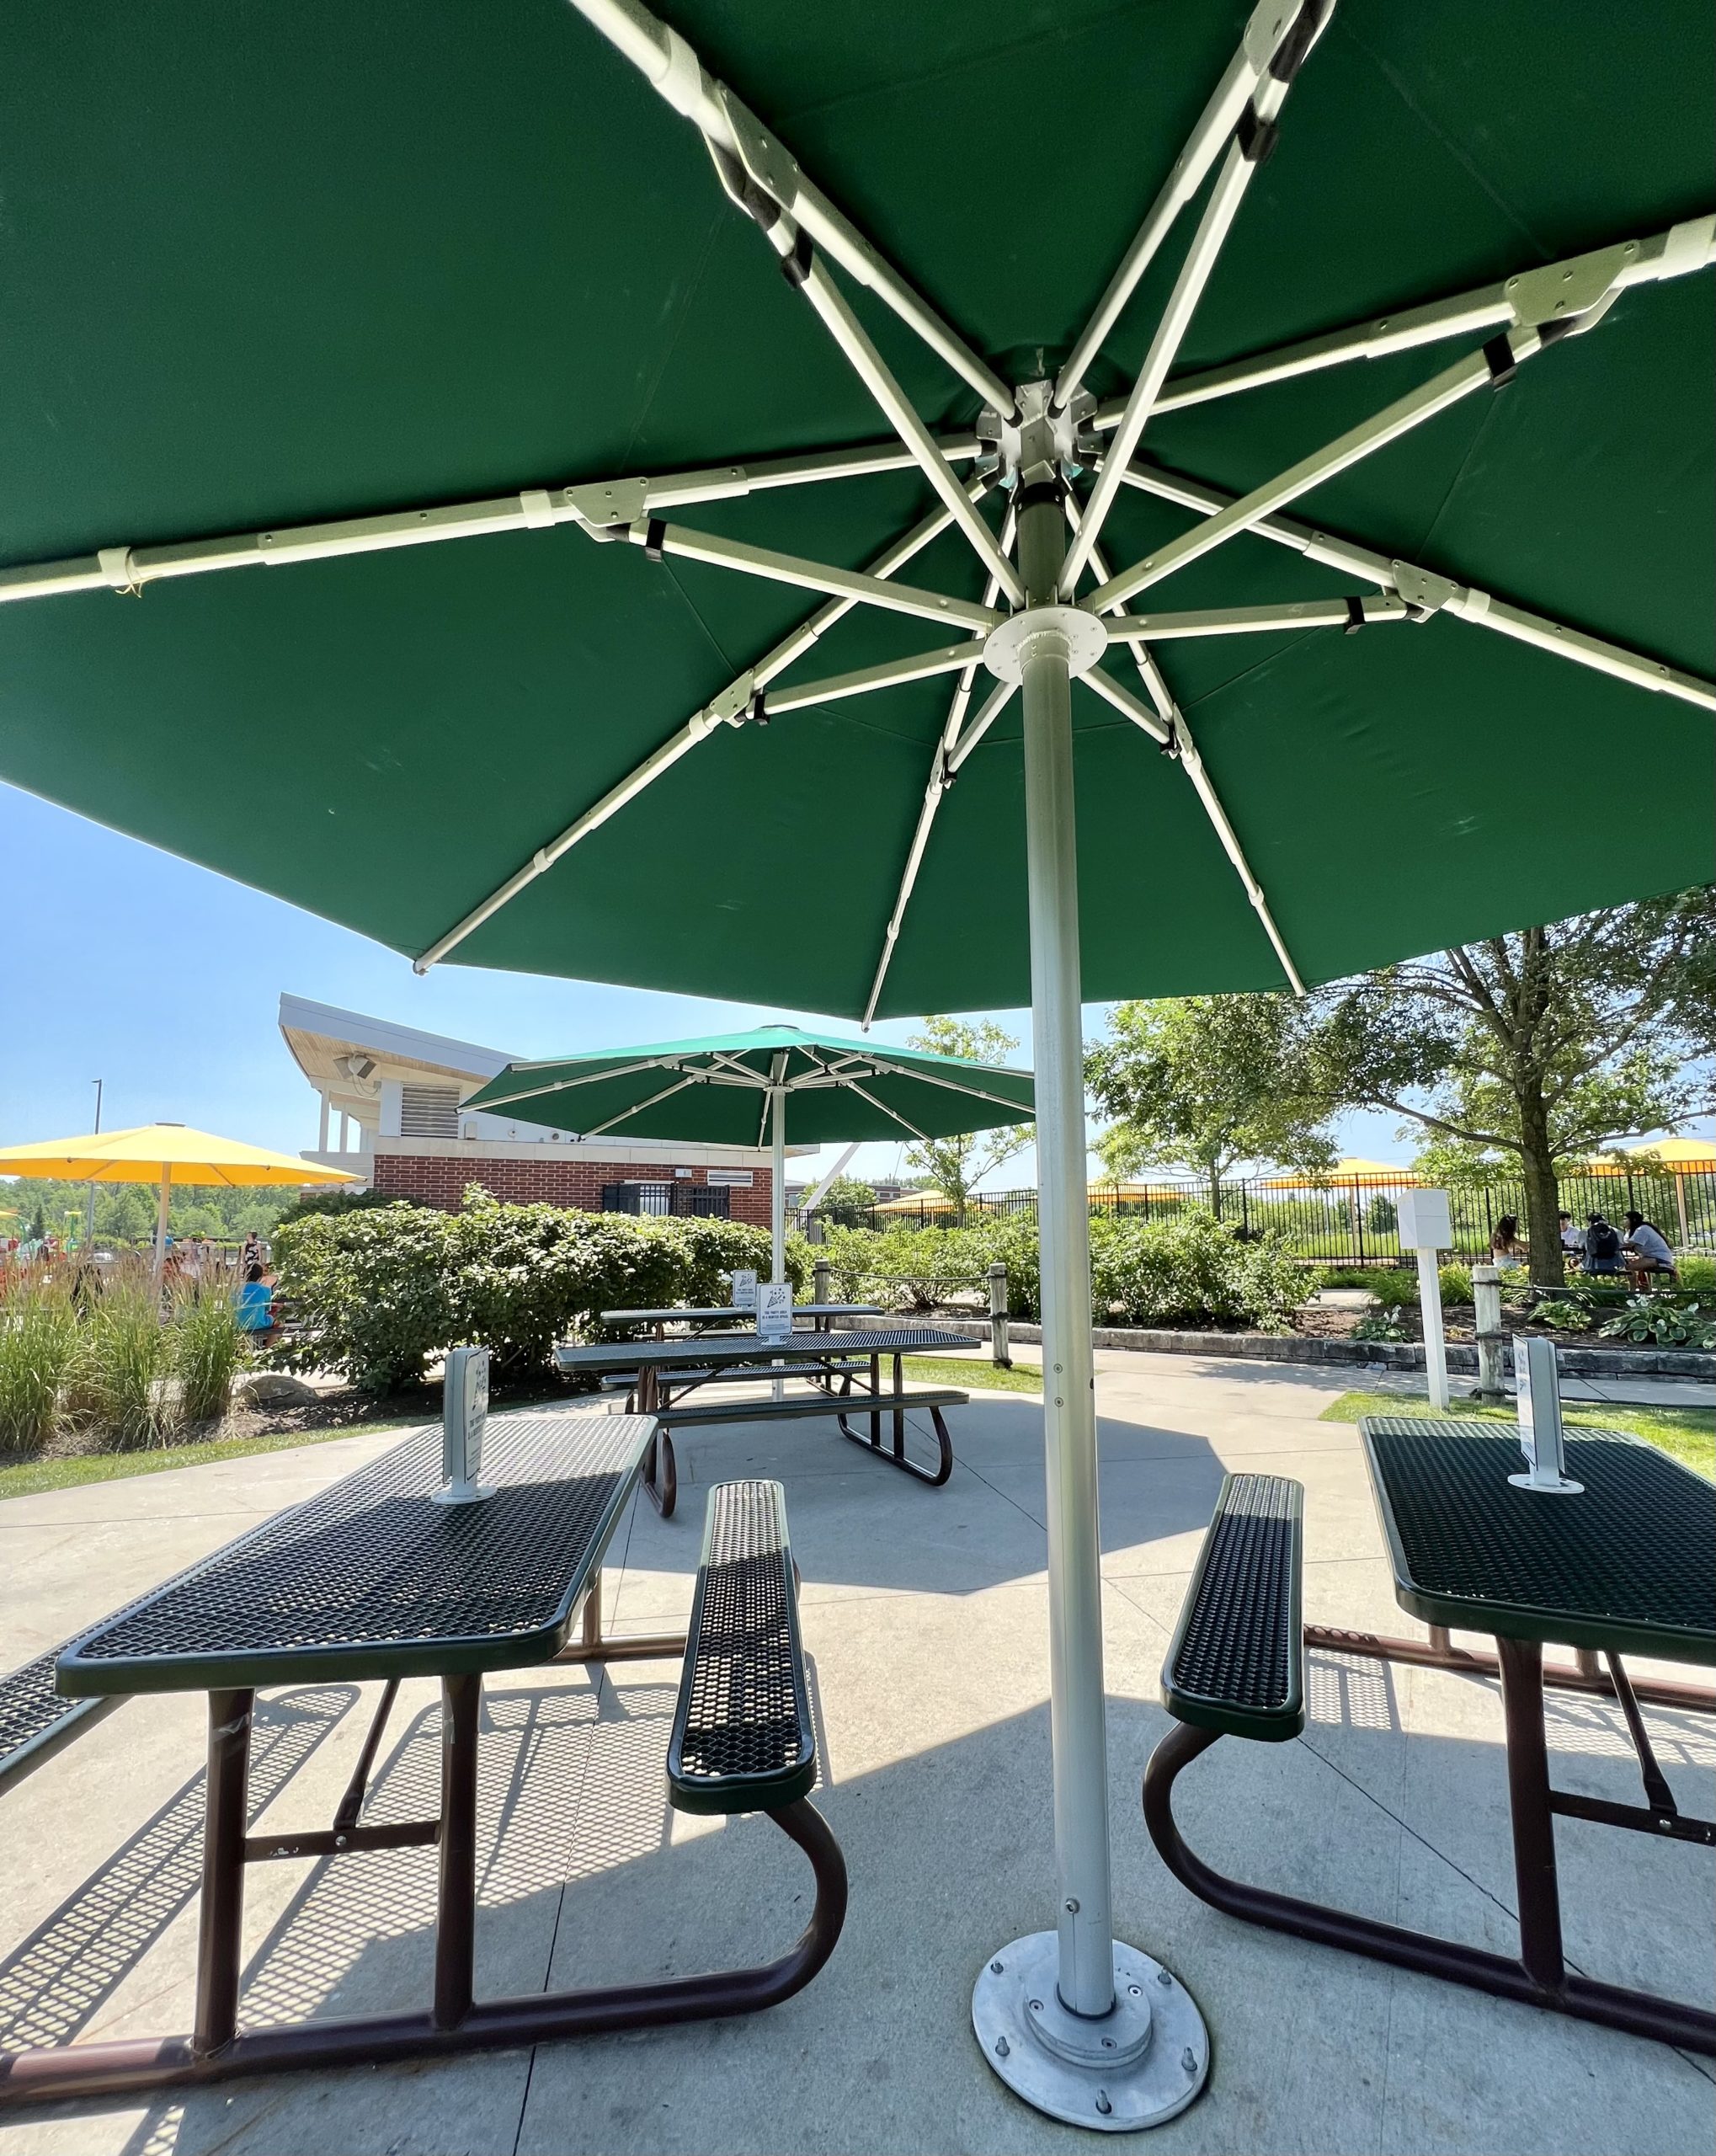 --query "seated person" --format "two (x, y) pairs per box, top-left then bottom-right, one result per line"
(1557, 1210), (1584, 1258)
(1622, 1212), (1677, 1287)
(1488, 1216), (1527, 1273)
(1581, 1213), (1623, 1275)
(235, 1262), (277, 1342)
